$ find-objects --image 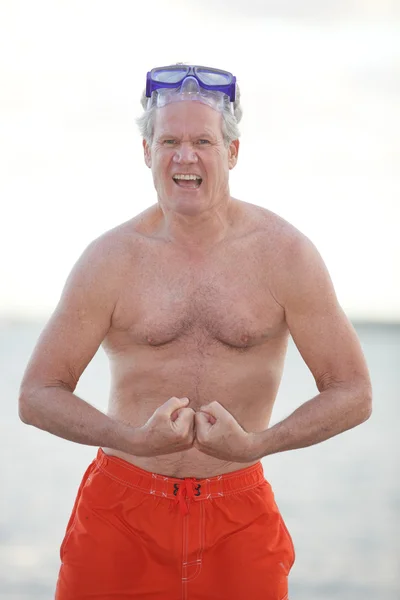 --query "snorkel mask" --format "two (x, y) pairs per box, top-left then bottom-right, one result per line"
(145, 64), (236, 113)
